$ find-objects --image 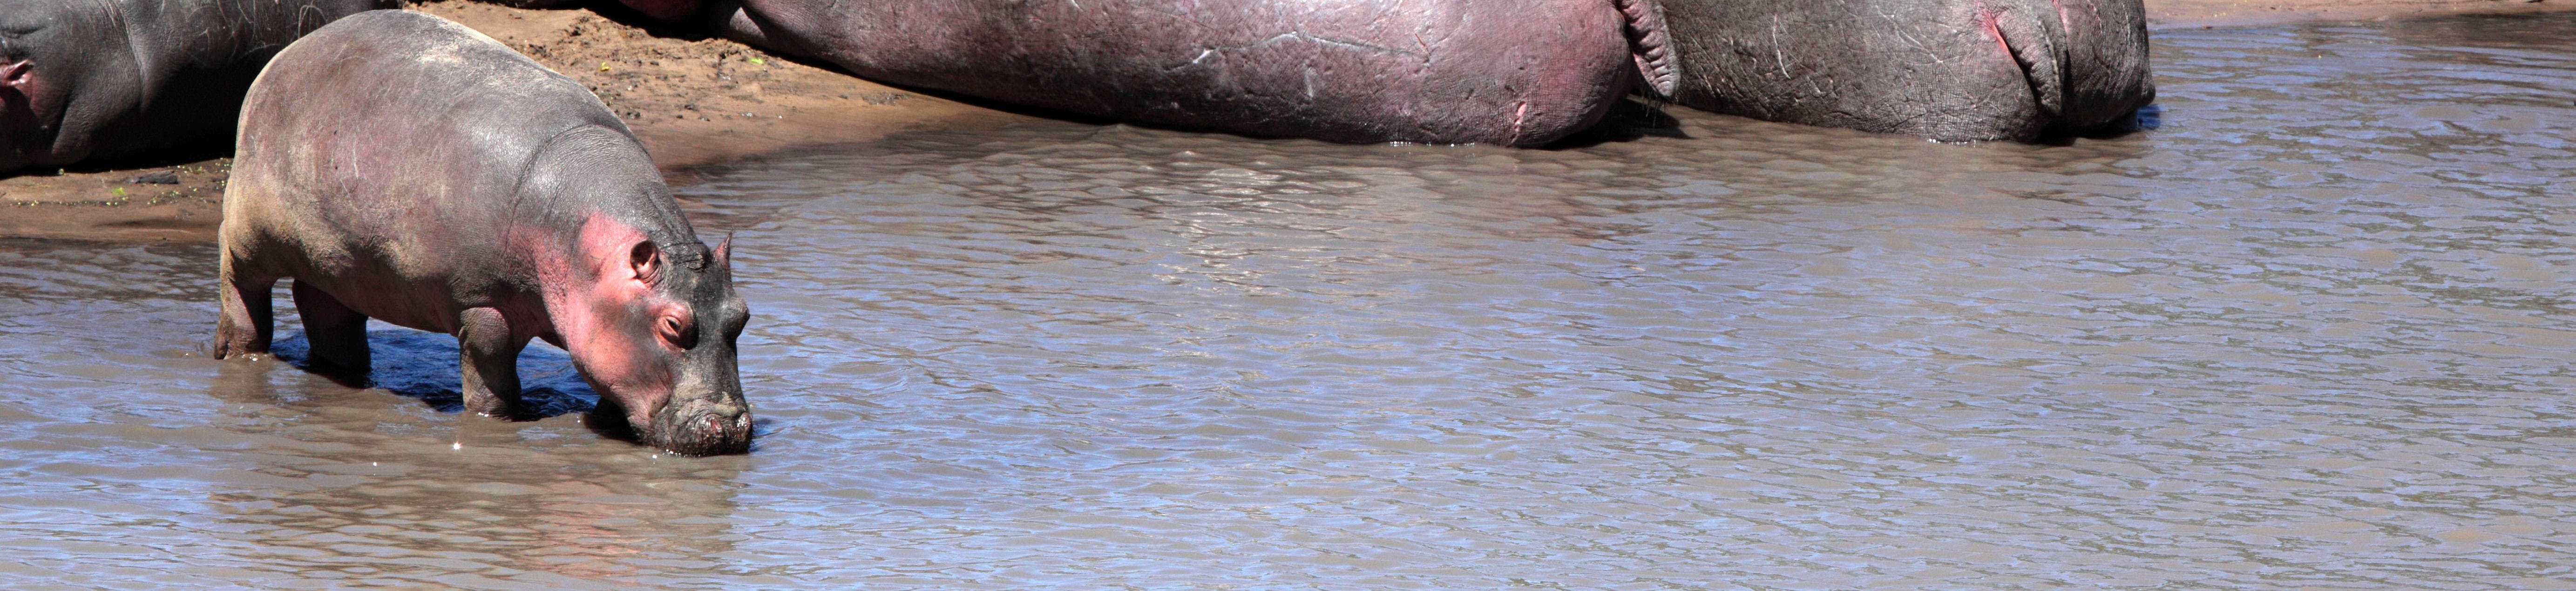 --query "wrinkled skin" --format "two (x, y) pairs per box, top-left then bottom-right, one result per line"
(602, 0), (2146, 144)
(639, 0), (1645, 147)
(0, 0), (390, 175)
(215, 10), (753, 456)
(1651, 0), (2155, 142)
